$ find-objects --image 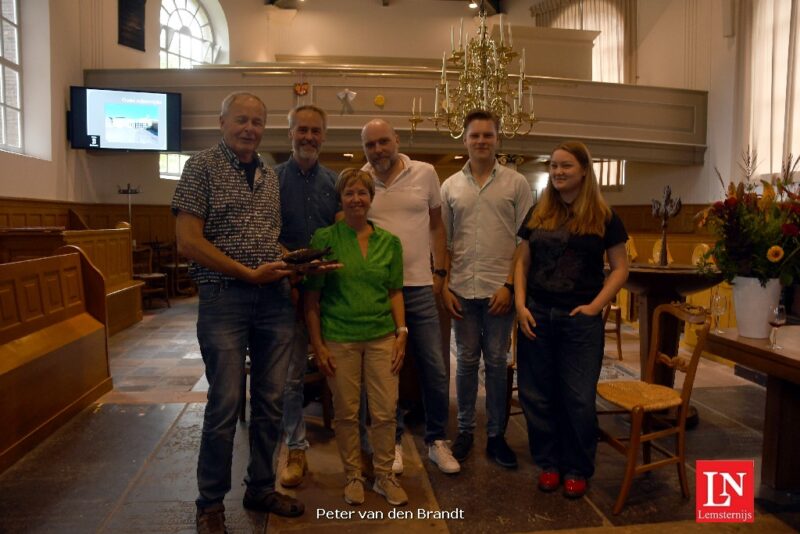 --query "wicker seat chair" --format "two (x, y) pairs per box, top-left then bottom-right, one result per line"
(597, 302), (710, 514)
